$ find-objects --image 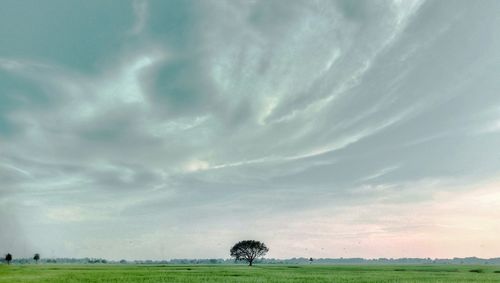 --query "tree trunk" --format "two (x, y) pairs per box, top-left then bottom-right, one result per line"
(249, 260), (253, 266)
